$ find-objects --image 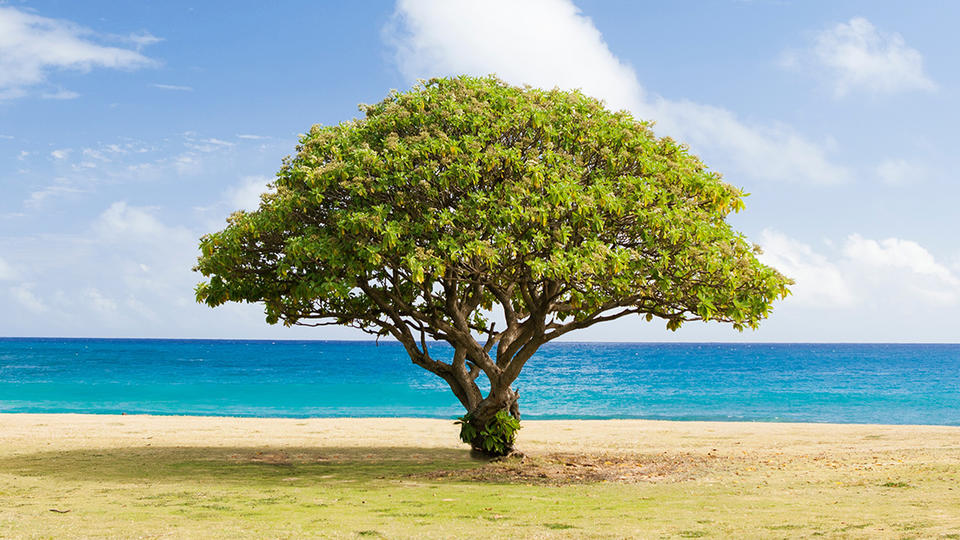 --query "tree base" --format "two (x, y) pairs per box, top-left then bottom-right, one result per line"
(457, 408), (521, 457)
(468, 447), (499, 460)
